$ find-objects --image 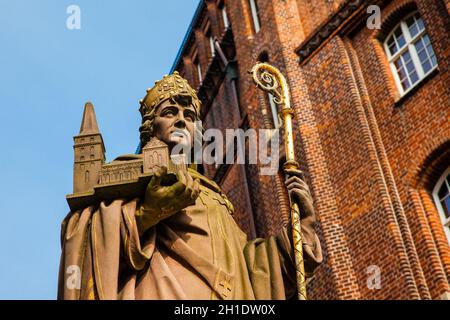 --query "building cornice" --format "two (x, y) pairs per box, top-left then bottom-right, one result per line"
(295, 0), (377, 65)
